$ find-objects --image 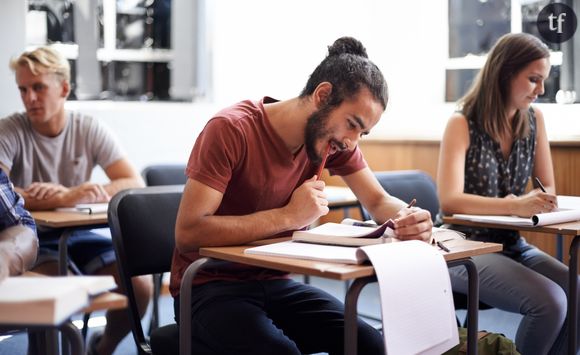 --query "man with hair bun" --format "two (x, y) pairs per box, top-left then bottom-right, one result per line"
(0, 46), (151, 355)
(173, 36), (433, 354)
